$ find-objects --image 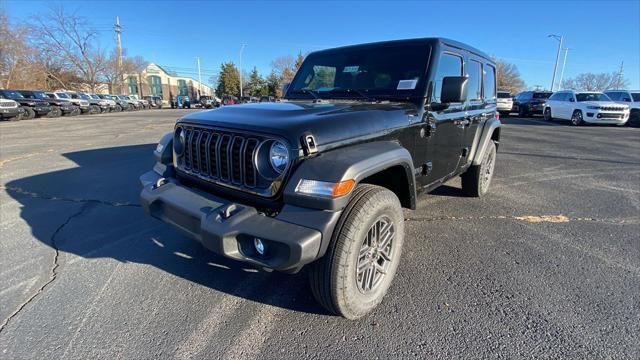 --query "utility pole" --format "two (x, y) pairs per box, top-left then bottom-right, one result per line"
(239, 44), (246, 98)
(617, 61), (624, 89)
(196, 57), (202, 98)
(115, 16), (123, 94)
(548, 34), (563, 92)
(558, 48), (571, 90)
